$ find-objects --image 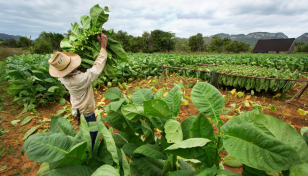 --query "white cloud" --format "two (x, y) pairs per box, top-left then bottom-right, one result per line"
(0, 0), (307, 39)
